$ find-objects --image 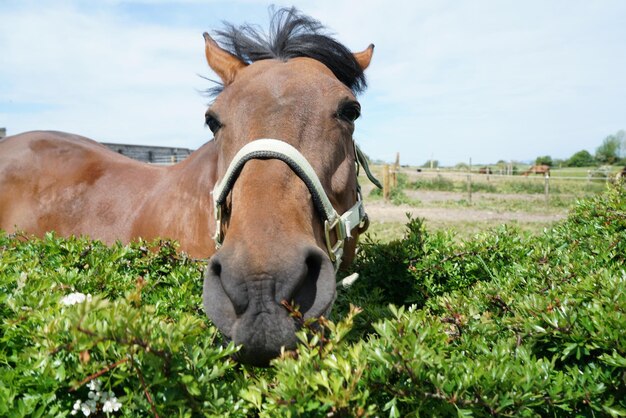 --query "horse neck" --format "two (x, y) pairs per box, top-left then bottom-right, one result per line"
(169, 140), (219, 196)
(139, 140), (218, 257)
